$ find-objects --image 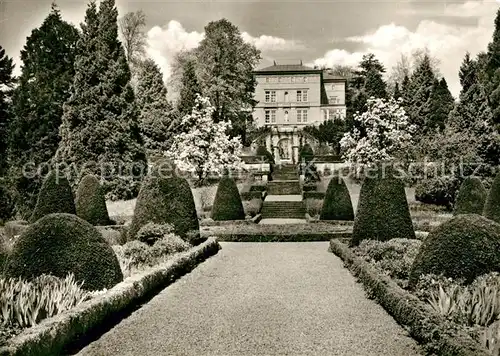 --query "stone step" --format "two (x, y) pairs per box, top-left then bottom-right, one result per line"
(261, 210), (306, 219)
(267, 181), (302, 195)
(261, 200), (305, 218)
